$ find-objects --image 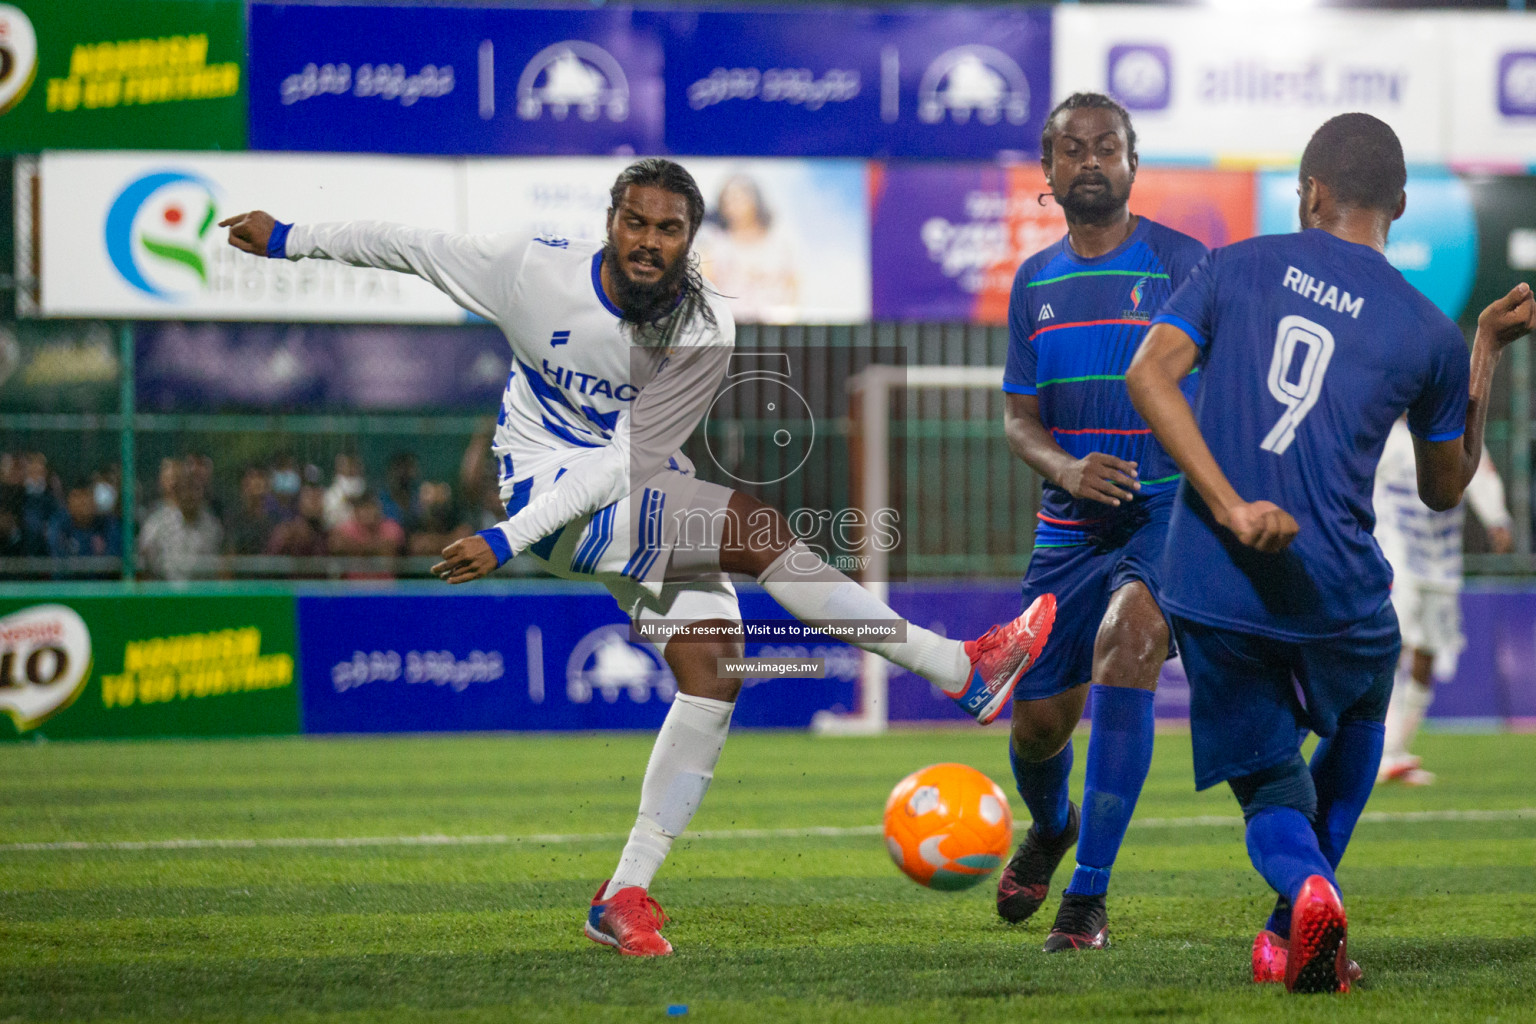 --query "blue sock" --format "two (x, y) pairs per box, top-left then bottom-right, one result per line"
(1010, 736), (1073, 840)
(1067, 684), (1156, 896)
(1310, 719), (1384, 869)
(1245, 806), (1337, 905)
(1265, 897), (1292, 939)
